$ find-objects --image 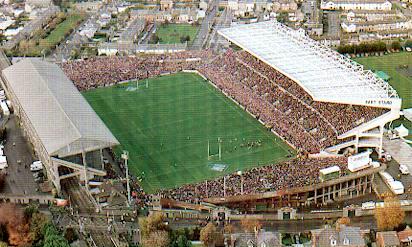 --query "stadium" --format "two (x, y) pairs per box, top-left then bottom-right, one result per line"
(0, 21), (404, 207)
